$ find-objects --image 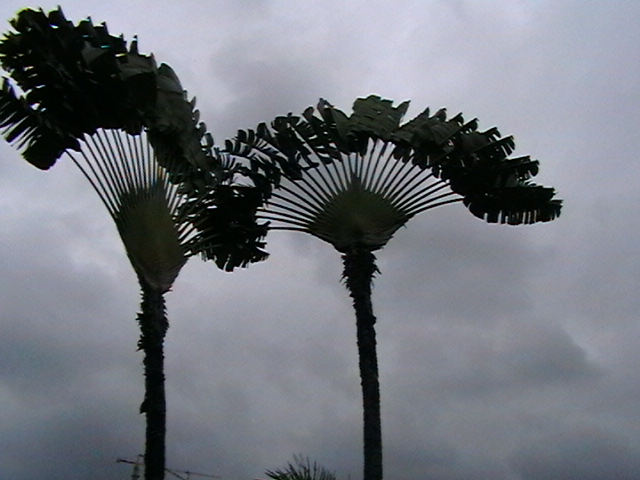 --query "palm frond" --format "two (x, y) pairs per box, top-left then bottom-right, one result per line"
(182, 181), (270, 271)
(265, 456), (338, 480)
(463, 184), (561, 224)
(0, 7), (153, 166)
(0, 8), (153, 147)
(0, 77), (77, 168)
